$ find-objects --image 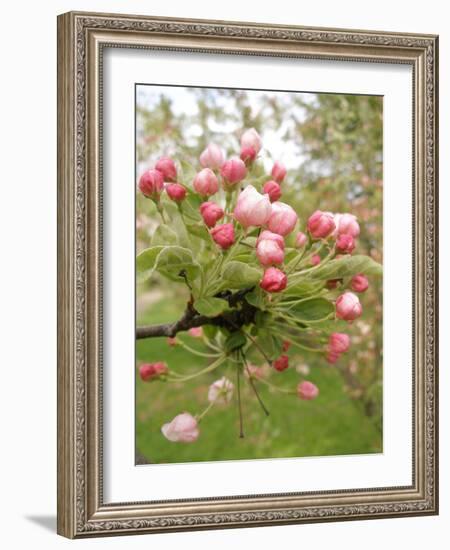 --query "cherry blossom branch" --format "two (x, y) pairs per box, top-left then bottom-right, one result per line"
(136, 289), (257, 340)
